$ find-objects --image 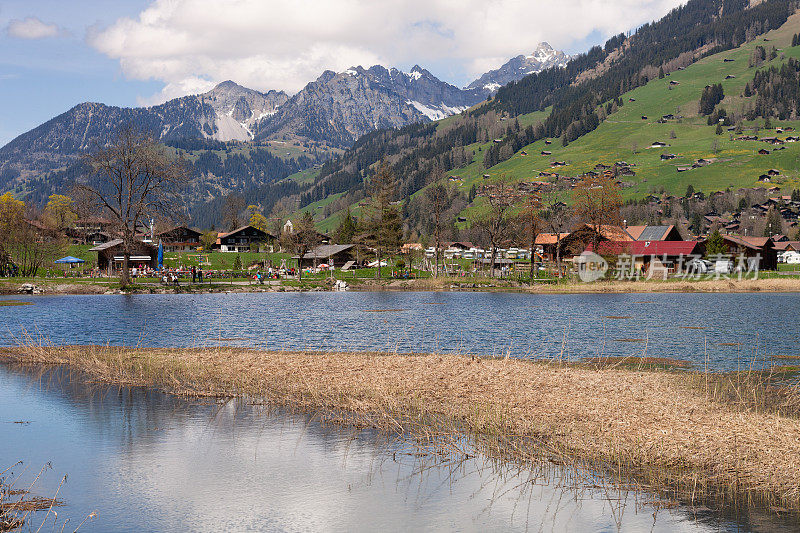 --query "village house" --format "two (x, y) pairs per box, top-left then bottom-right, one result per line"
(69, 217), (114, 245)
(215, 225), (274, 253)
(587, 240), (705, 279)
(717, 235), (777, 270)
(296, 244), (357, 269)
(90, 239), (158, 274)
(157, 226), (202, 252)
